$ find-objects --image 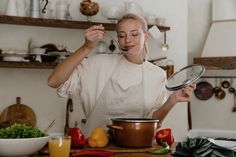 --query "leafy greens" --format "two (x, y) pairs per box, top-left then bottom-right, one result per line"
(0, 123), (46, 138)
